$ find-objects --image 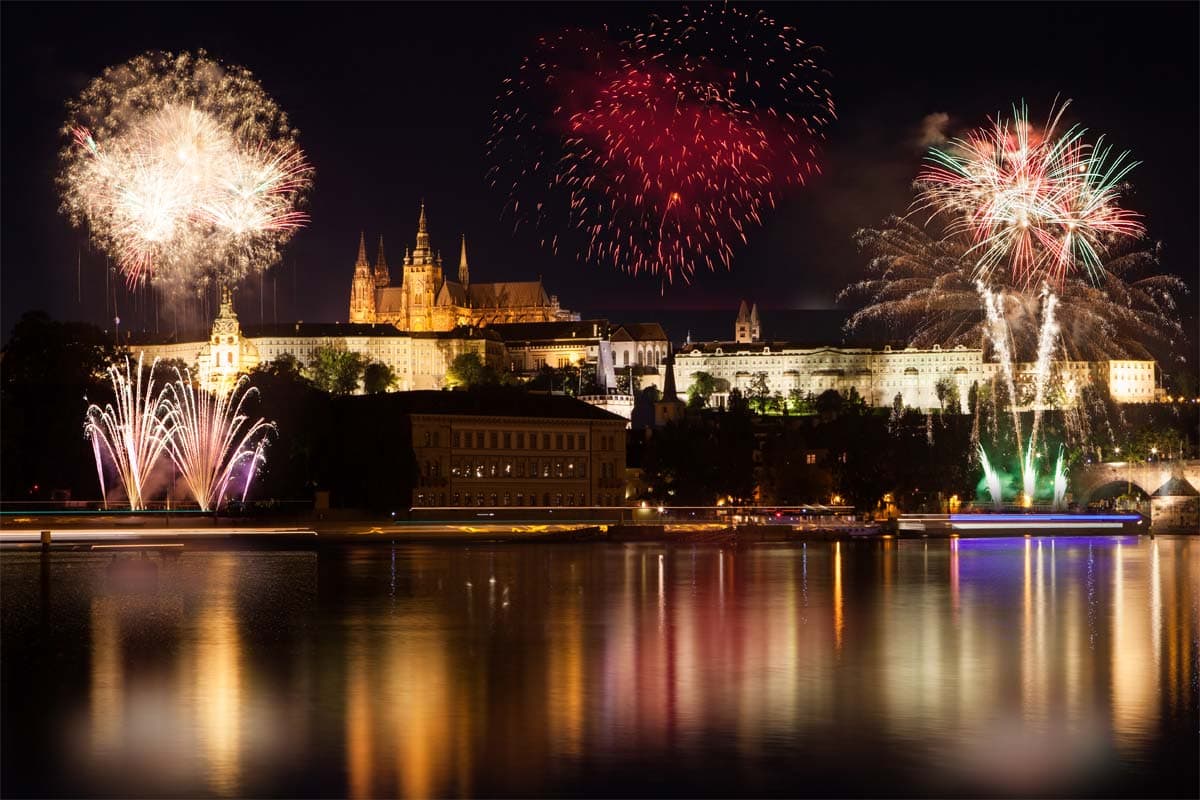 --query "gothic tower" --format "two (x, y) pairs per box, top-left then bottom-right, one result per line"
(349, 232), (376, 323)
(654, 343), (687, 427)
(374, 235), (390, 288)
(402, 202), (441, 330)
(749, 303), (761, 342)
(458, 234), (470, 289)
(735, 300), (751, 343)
